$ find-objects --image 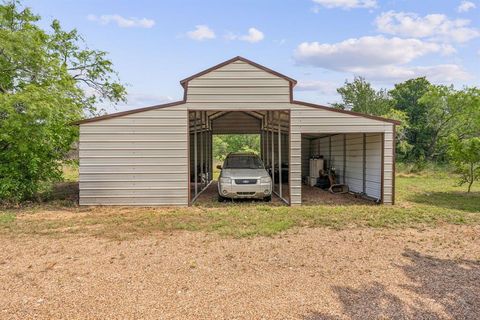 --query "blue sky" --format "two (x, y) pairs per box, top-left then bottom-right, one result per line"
(24, 0), (480, 112)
